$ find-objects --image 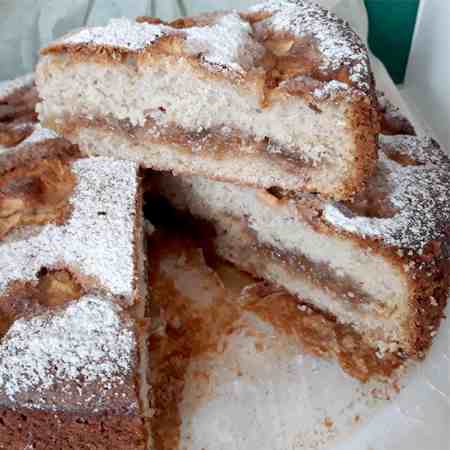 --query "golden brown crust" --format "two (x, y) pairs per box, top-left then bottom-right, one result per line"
(0, 134), (81, 239)
(0, 134), (81, 176)
(343, 95), (379, 199)
(0, 270), (83, 341)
